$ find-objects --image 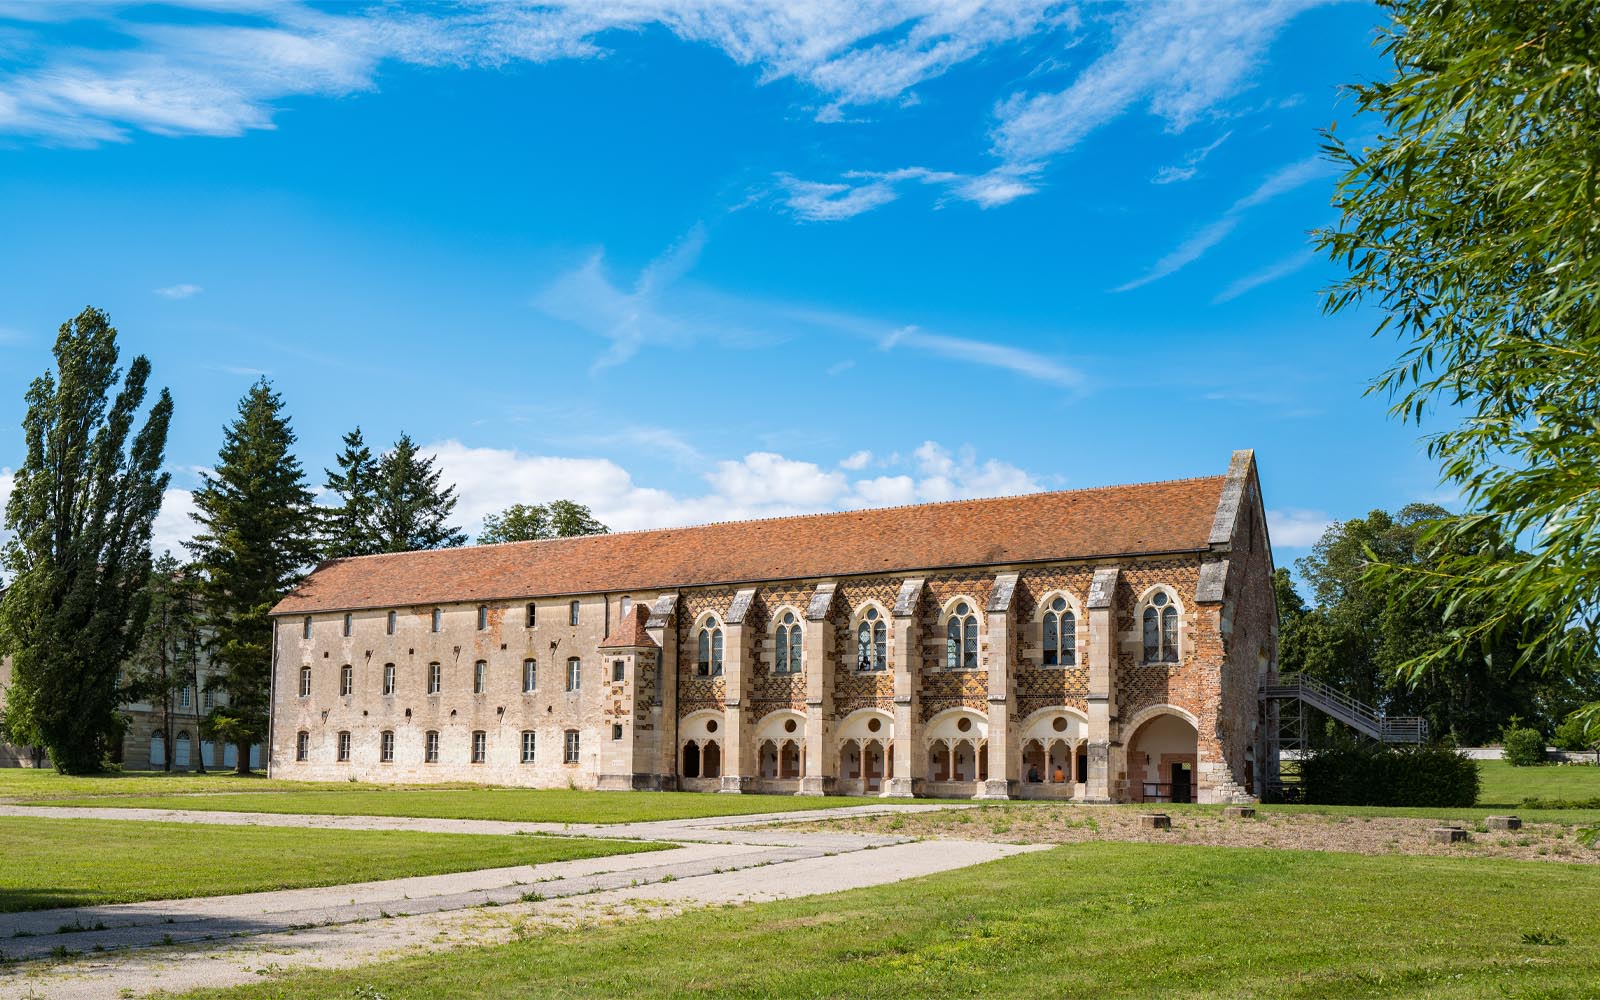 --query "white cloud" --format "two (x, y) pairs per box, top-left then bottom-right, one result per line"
(150, 486), (200, 559)
(1152, 130), (1232, 185)
(1213, 248), (1317, 303)
(777, 164), (1037, 219)
(421, 437), (1044, 537)
(839, 450), (873, 471)
(1268, 508), (1332, 548)
(826, 359), (856, 376)
(778, 175), (903, 222)
(154, 283), (202, 299)
(880, 326), (1082, 390)
(1113, 216), (1239, 293)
